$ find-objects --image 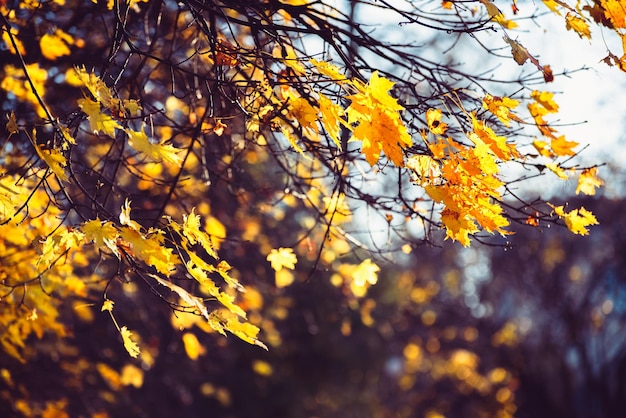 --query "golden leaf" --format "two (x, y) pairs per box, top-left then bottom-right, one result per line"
(565, 13), (591, 39)
(120, 326), (141, 358)
(266, 247), (297, 271)
(83, 219), (120, 257)
(576, 167), (604, 195)
(127, 126), (183, 166)
(550, 135), (579, 157)
(224, 317), (268, 350)
(78, 98), (121, 137)
(426, 108), (448, 135)
(101, 299), (114, 312)
(34, 138), (68, 181)
(552, 205), (599, 235)
(546, 162), (569, 179)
